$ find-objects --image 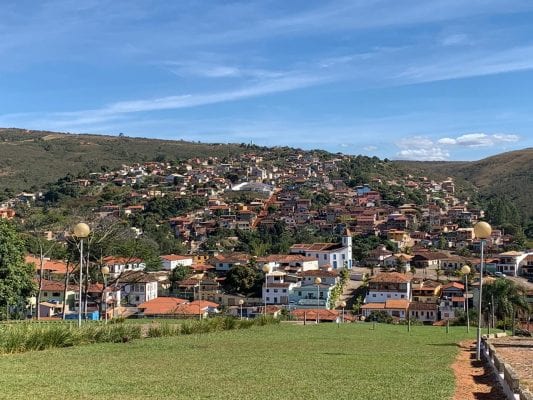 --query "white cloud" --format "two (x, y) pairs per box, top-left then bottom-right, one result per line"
(455, 133), (493, 147)
(364, 145), (377, 151)
(437, 137), (456, 145)
(0, 72), (329, 129)
(164, 61), (285, 80)
(396, 147), (450, 161)
(395, 135), (450, 161)
(441, 33), (469, 46)
(436, 133), (521, 147)
(493, 133), (520, 142)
